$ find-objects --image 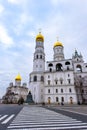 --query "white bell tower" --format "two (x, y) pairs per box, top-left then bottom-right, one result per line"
(33, 31), (45, 72)
(53, 40), (64, 61)
(29, 31), (45, 103)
